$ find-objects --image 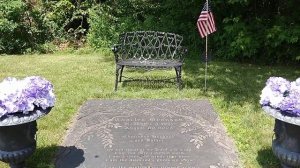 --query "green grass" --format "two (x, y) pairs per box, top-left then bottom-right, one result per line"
(0, 52), (299, 167)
